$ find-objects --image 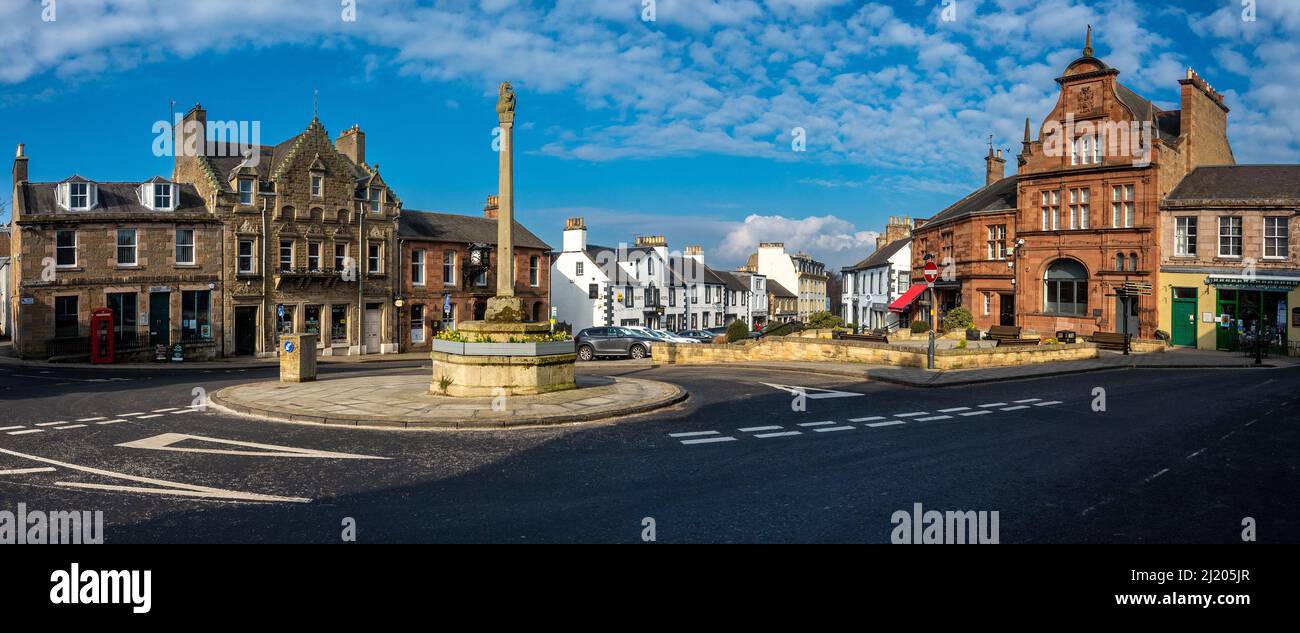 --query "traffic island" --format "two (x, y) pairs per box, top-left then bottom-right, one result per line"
(211, 374), (686, 429)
